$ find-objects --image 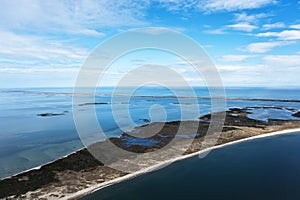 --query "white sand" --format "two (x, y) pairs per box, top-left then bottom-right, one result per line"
(63, 127), (300, 200)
